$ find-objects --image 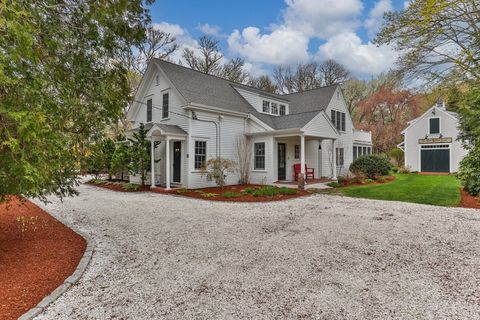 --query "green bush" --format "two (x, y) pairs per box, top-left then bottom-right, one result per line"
(389, 147), (404, 166)
(377, 176), (387, 183)
(391, 166), (399, 173)
(252, 185), (278, 197)
(222, 191), (241, 198)
(326, 181), (341, 188)
(277, 187), (297, 195)
(398, 165), (411, 174)
(337, 176), (346, 184)
(200, 192), (218, 198)
(242, 187), (257, 194)
(364, 178), (374, 183)
(88, 178), (106, 185)
(349, 154), (391, 179)
(457, 147), (480, 196)
(176, 188), (191, 194)
(121, 183), (140, 192)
